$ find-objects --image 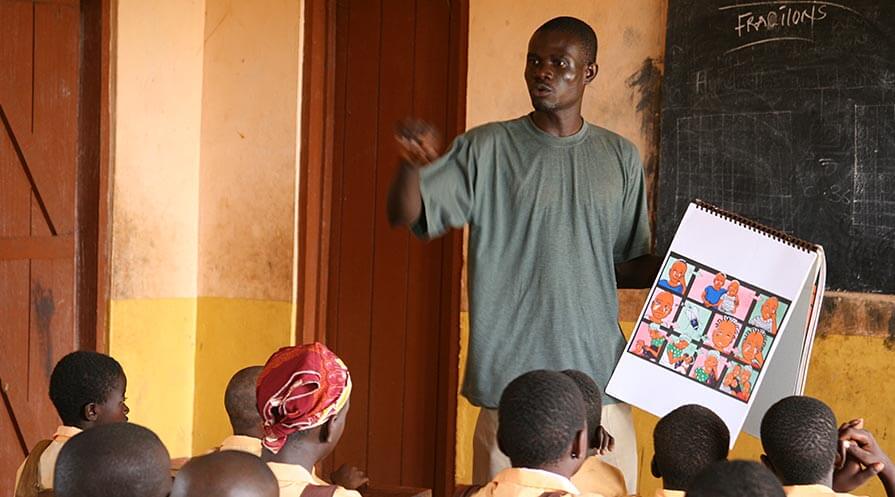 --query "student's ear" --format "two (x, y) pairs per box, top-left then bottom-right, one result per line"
(571, 428), (587, 460)
(83, 402), (99, 422)
(651, 456), (662, 478)
(320, 417), (335, 444)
